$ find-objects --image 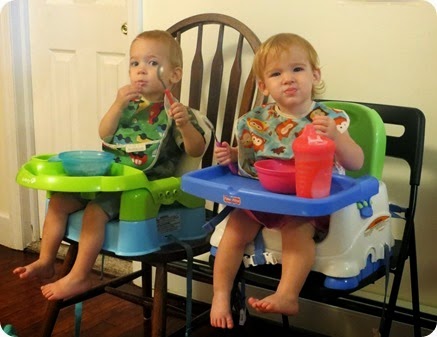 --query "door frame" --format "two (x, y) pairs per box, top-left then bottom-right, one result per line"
(0, 0), (143, 250)
(0, 0), (35, 250)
